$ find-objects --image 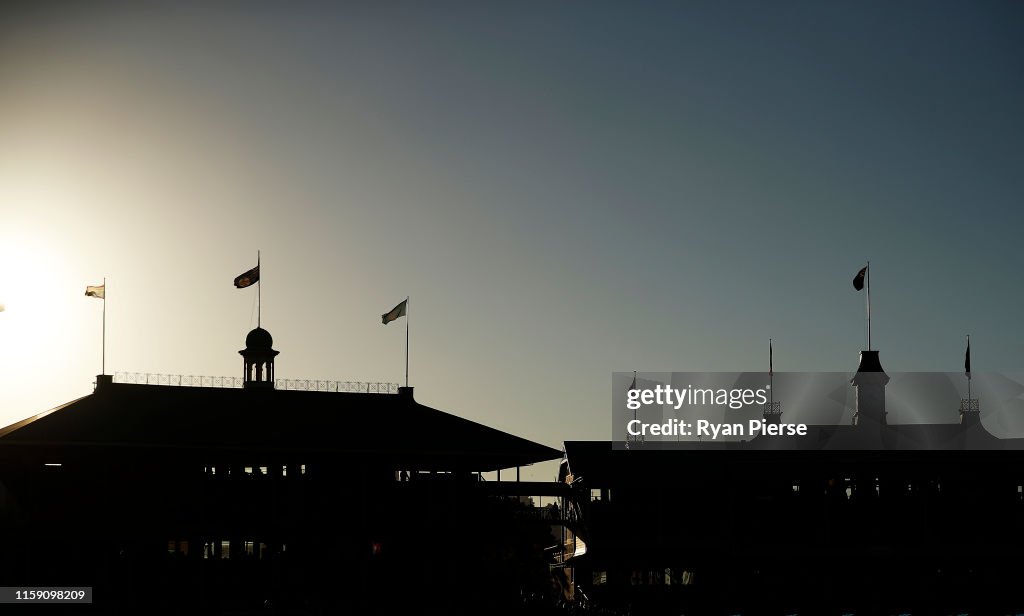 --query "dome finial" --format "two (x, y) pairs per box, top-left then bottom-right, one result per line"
(240, 327), (279, 389)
